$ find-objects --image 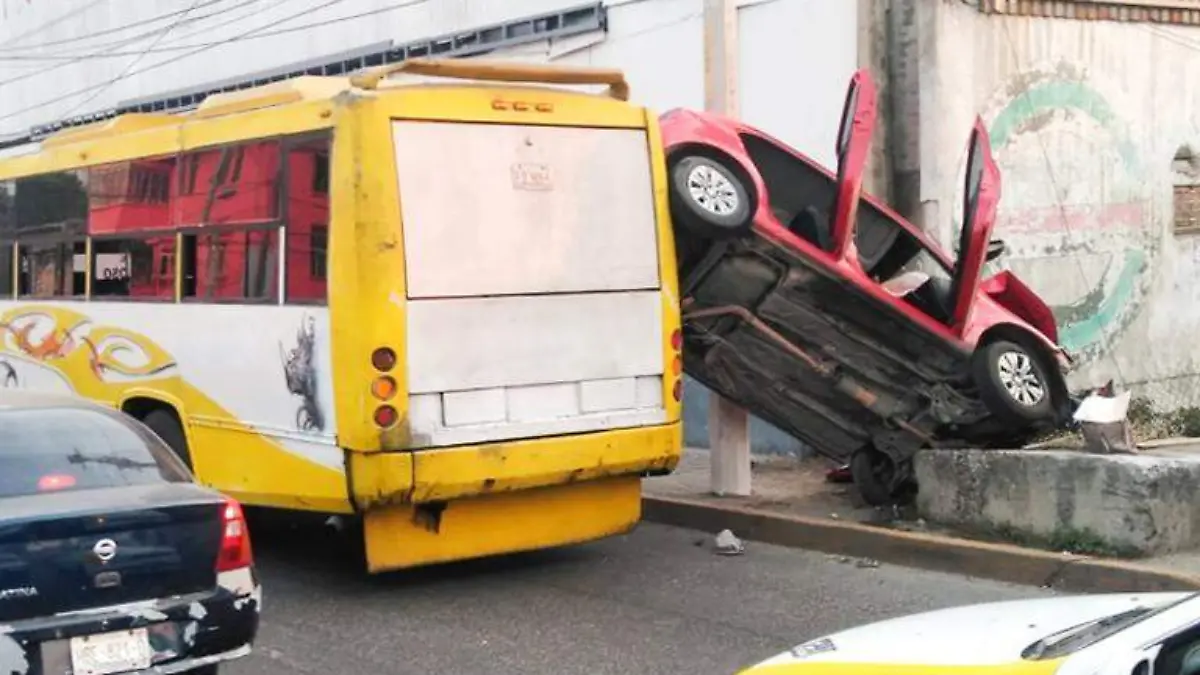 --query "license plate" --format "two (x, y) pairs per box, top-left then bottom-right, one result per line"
(69, 628), (152, 675)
